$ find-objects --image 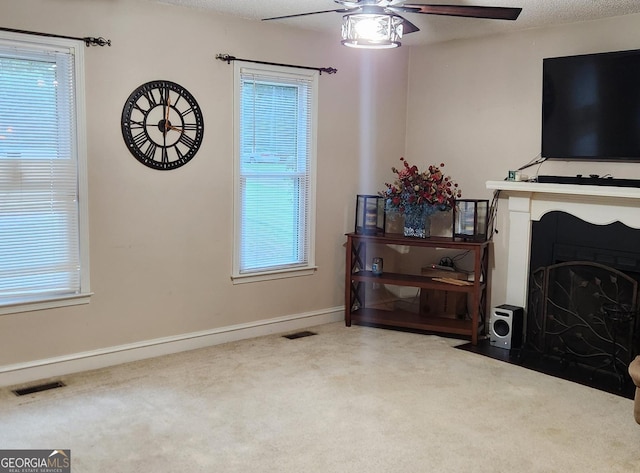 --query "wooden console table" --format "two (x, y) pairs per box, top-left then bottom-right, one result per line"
(345, 232), (490, 345)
